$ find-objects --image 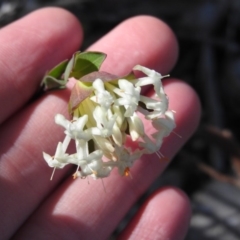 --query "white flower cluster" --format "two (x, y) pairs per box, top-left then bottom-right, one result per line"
(43, 65), (176, 180)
